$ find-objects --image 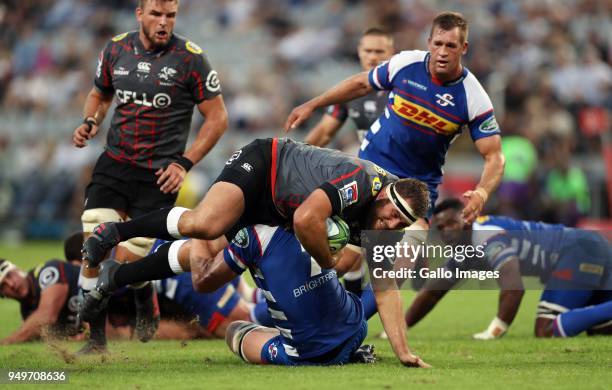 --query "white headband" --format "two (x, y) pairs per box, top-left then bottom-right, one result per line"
(386, 183), (418, 224)
(0, 260), (17, 285)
